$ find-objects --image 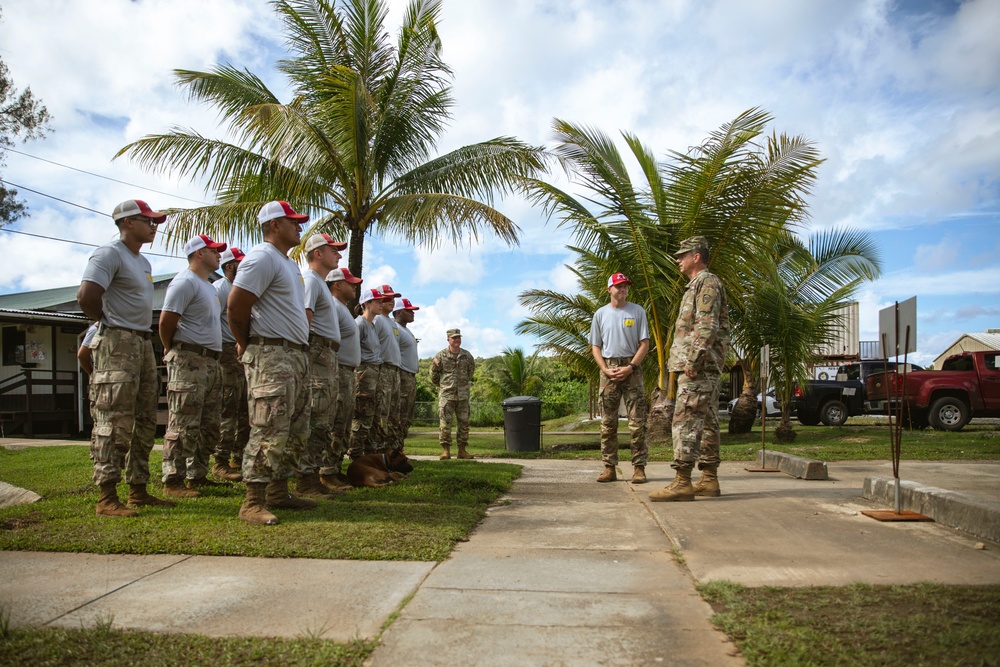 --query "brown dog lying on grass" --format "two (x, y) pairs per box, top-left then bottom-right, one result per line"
(347, 451), (414, 488)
